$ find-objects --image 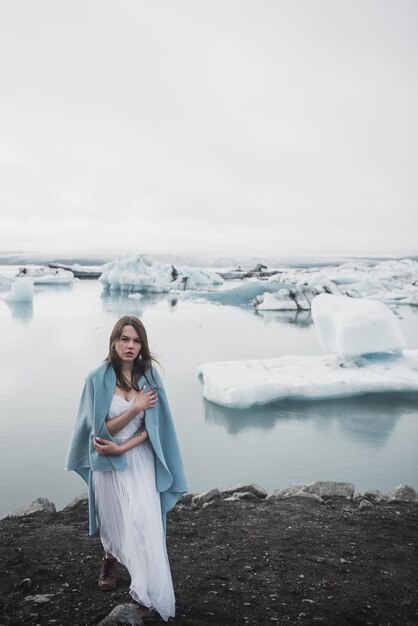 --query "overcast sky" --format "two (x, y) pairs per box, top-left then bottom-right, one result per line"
(1, 0), (417, 259)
